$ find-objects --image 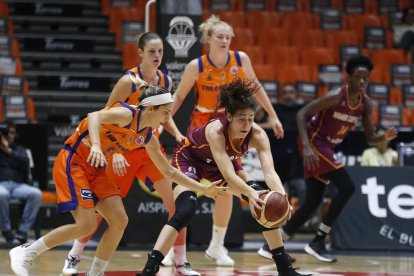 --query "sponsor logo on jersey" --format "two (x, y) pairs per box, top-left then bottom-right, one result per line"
(80, 188), (93, 200)
(230, 66), (238, 74)
(136, 136), (145, 144)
